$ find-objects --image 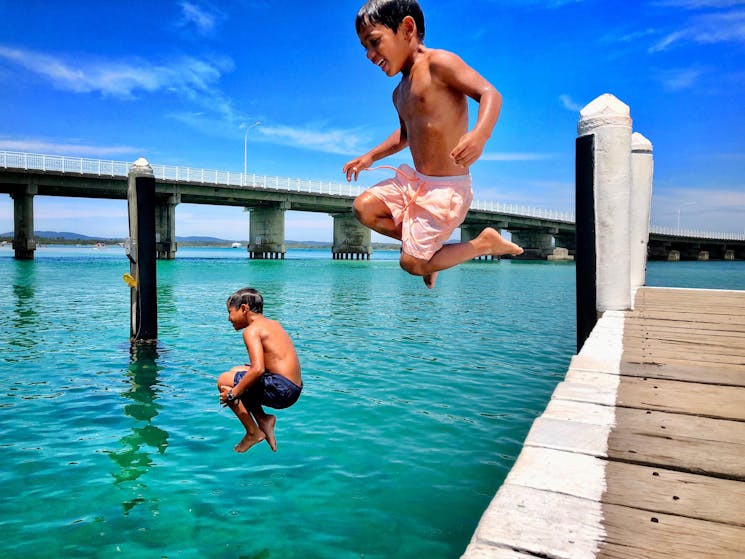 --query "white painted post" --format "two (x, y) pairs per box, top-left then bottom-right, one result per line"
(630, 132), (654, 301)
(577, 94), (633, 313)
